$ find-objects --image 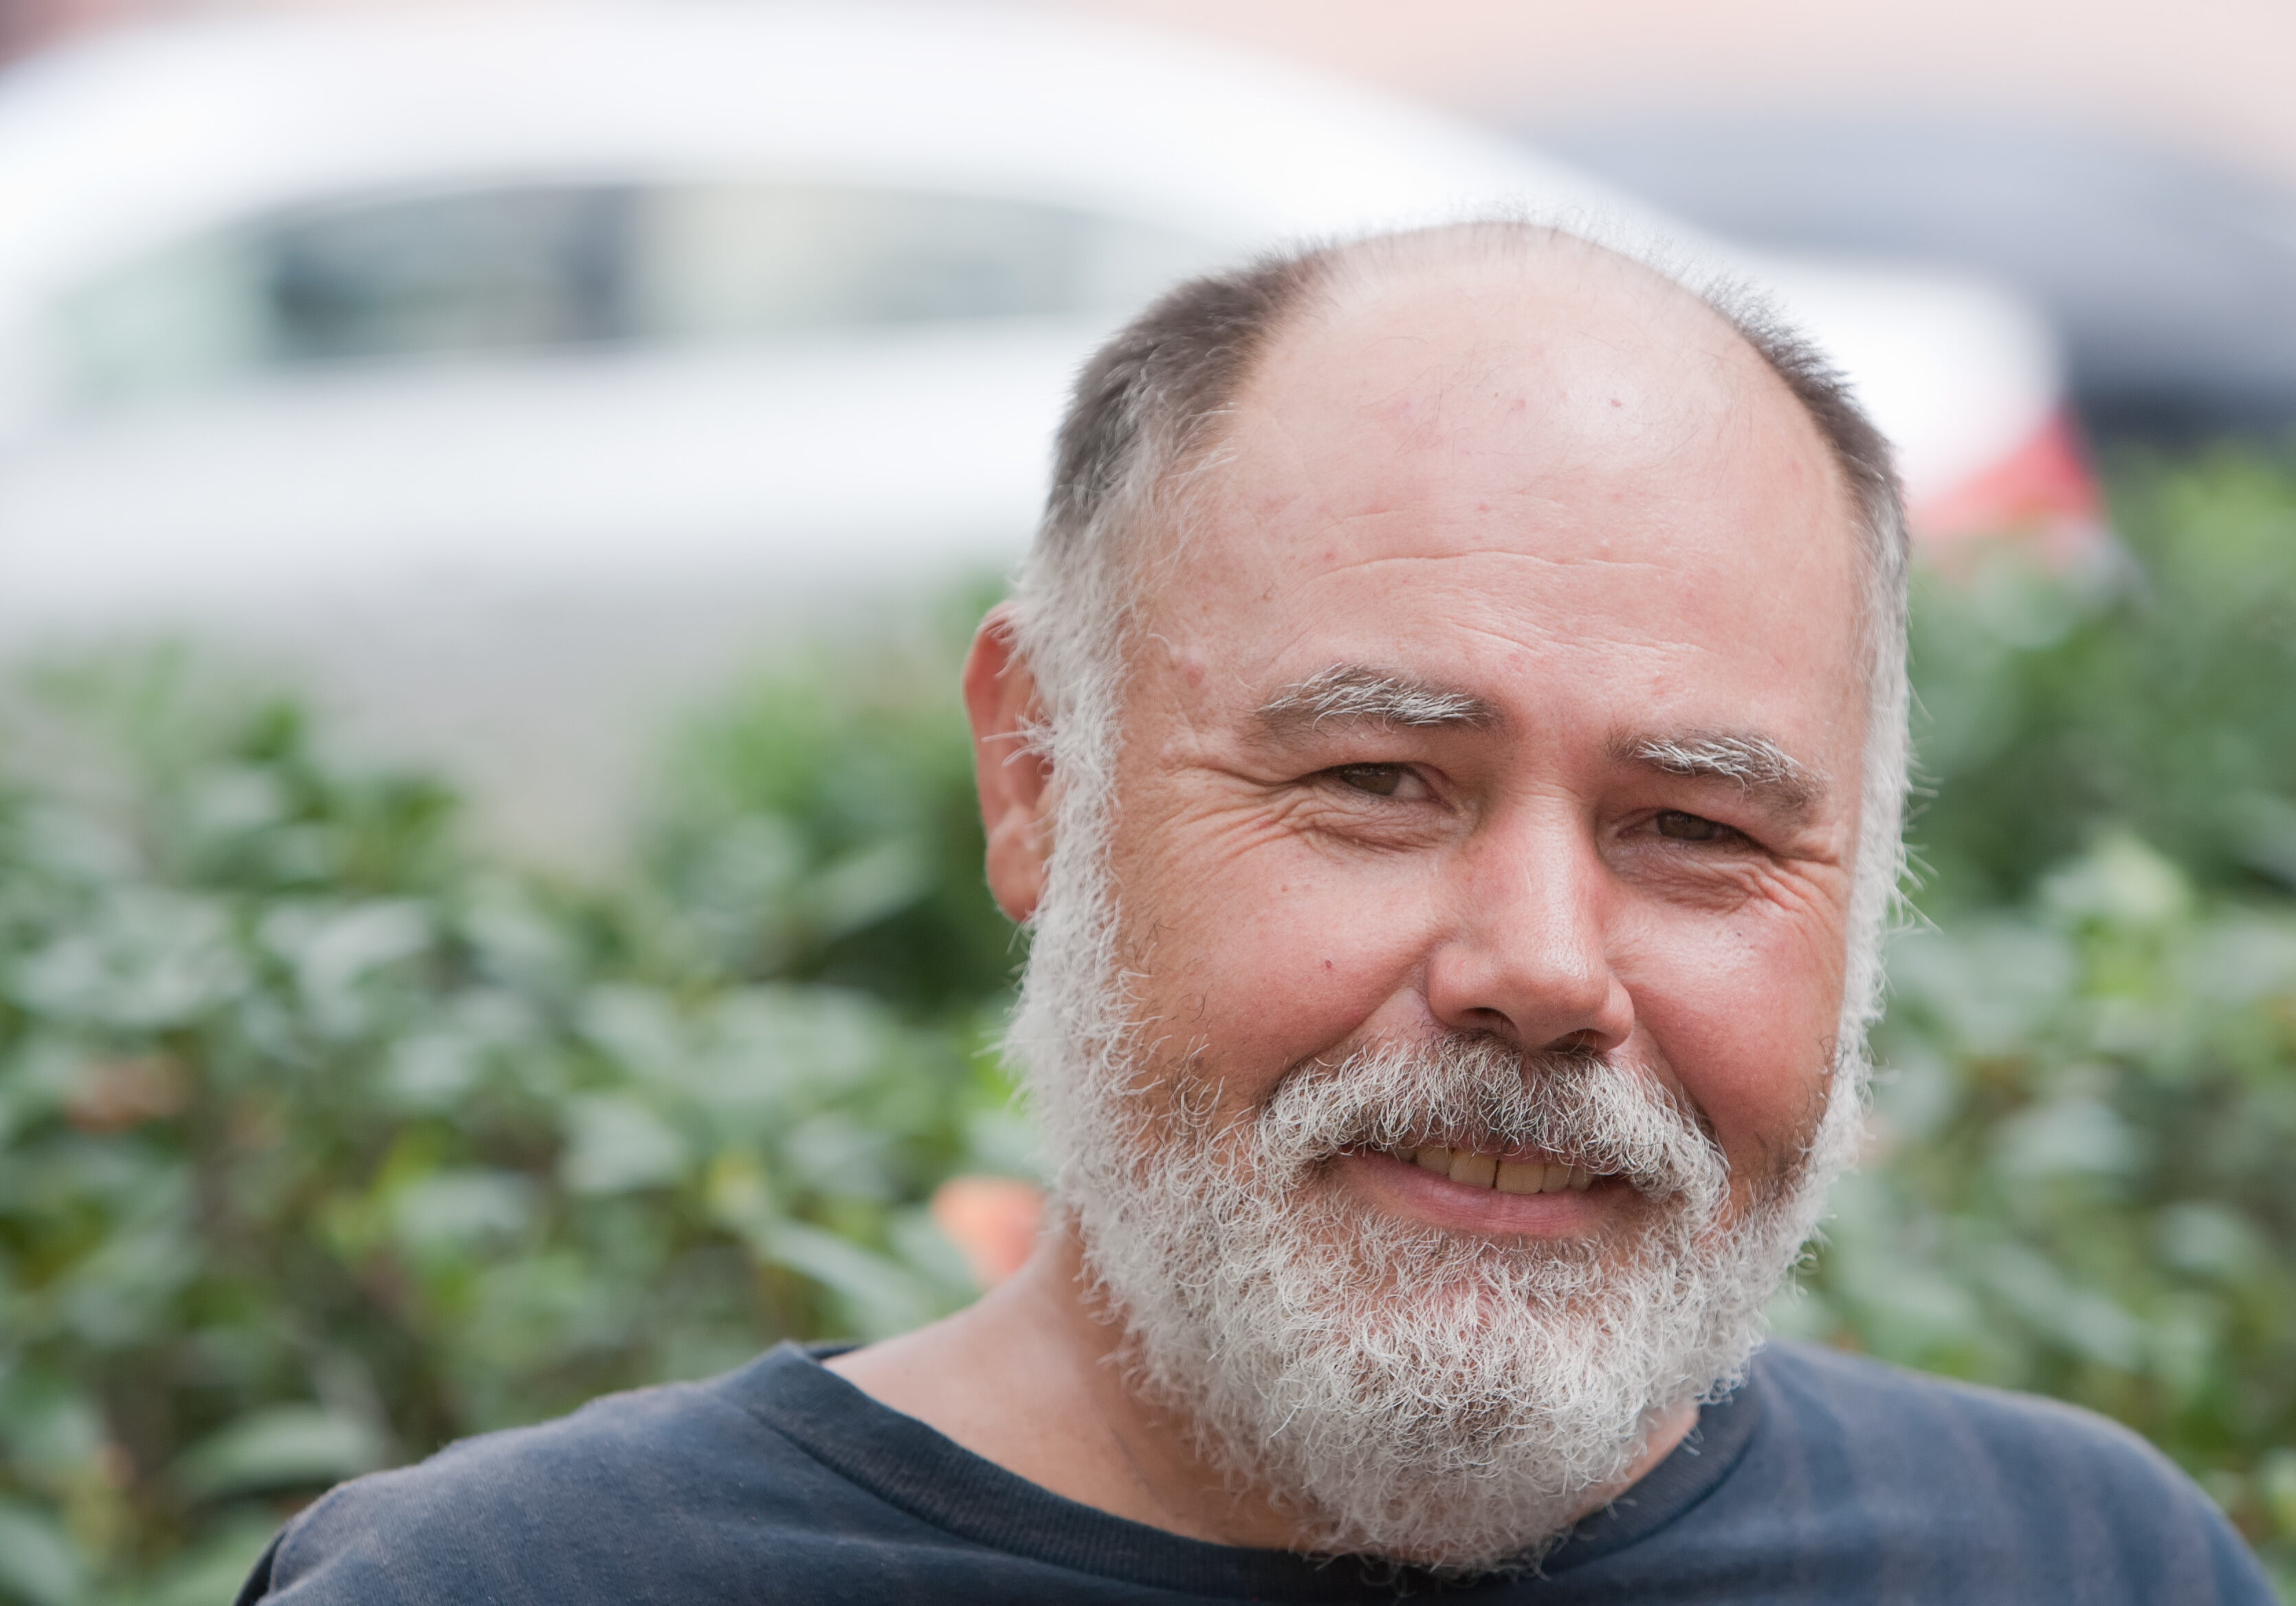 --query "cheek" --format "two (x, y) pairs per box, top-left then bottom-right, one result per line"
(1121, 835), (1436, 1086)
(1615, 893), (1848, 1167)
